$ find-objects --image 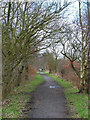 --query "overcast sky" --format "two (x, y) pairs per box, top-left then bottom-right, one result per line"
(4, 0), (84, 22)
(3, 0), (87, 23)
(2, 0), (88, 59)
